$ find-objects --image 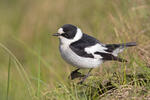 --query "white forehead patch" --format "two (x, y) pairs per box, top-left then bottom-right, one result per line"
(58, 28), (64, 34)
